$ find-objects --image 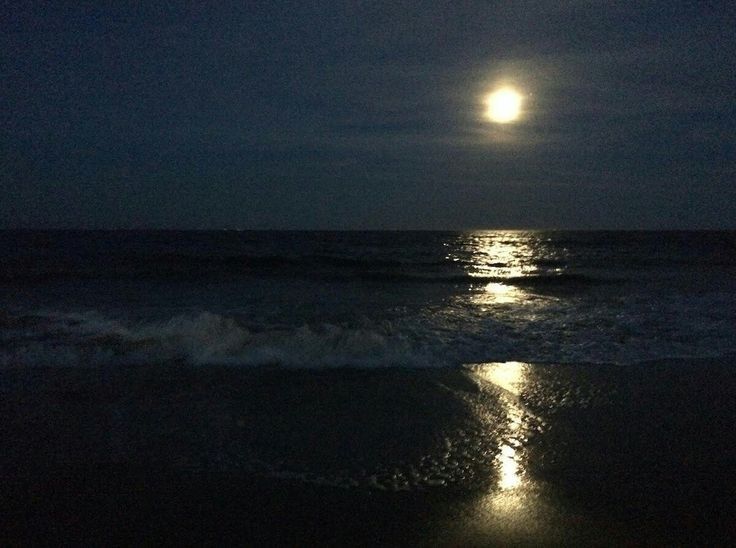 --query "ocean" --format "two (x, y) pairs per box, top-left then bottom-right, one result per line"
(2, 230), (736, 368)
(2, 230), (736, 544)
